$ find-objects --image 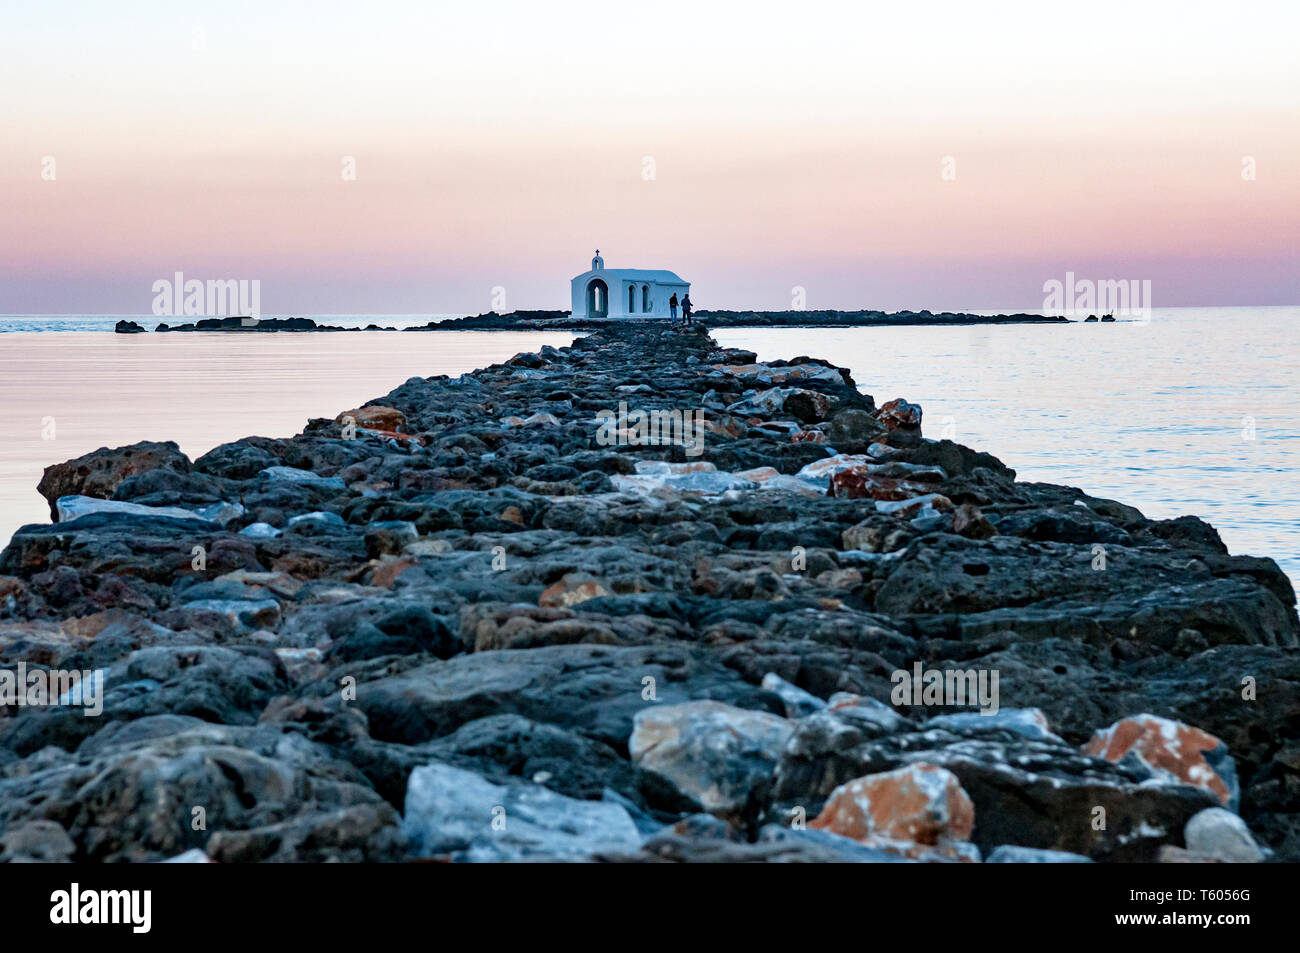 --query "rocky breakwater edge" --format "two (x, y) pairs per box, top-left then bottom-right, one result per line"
(417, 309), (1072, 331)
(114, 308), (1073, 334)
(1, 321), (1296, 863)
